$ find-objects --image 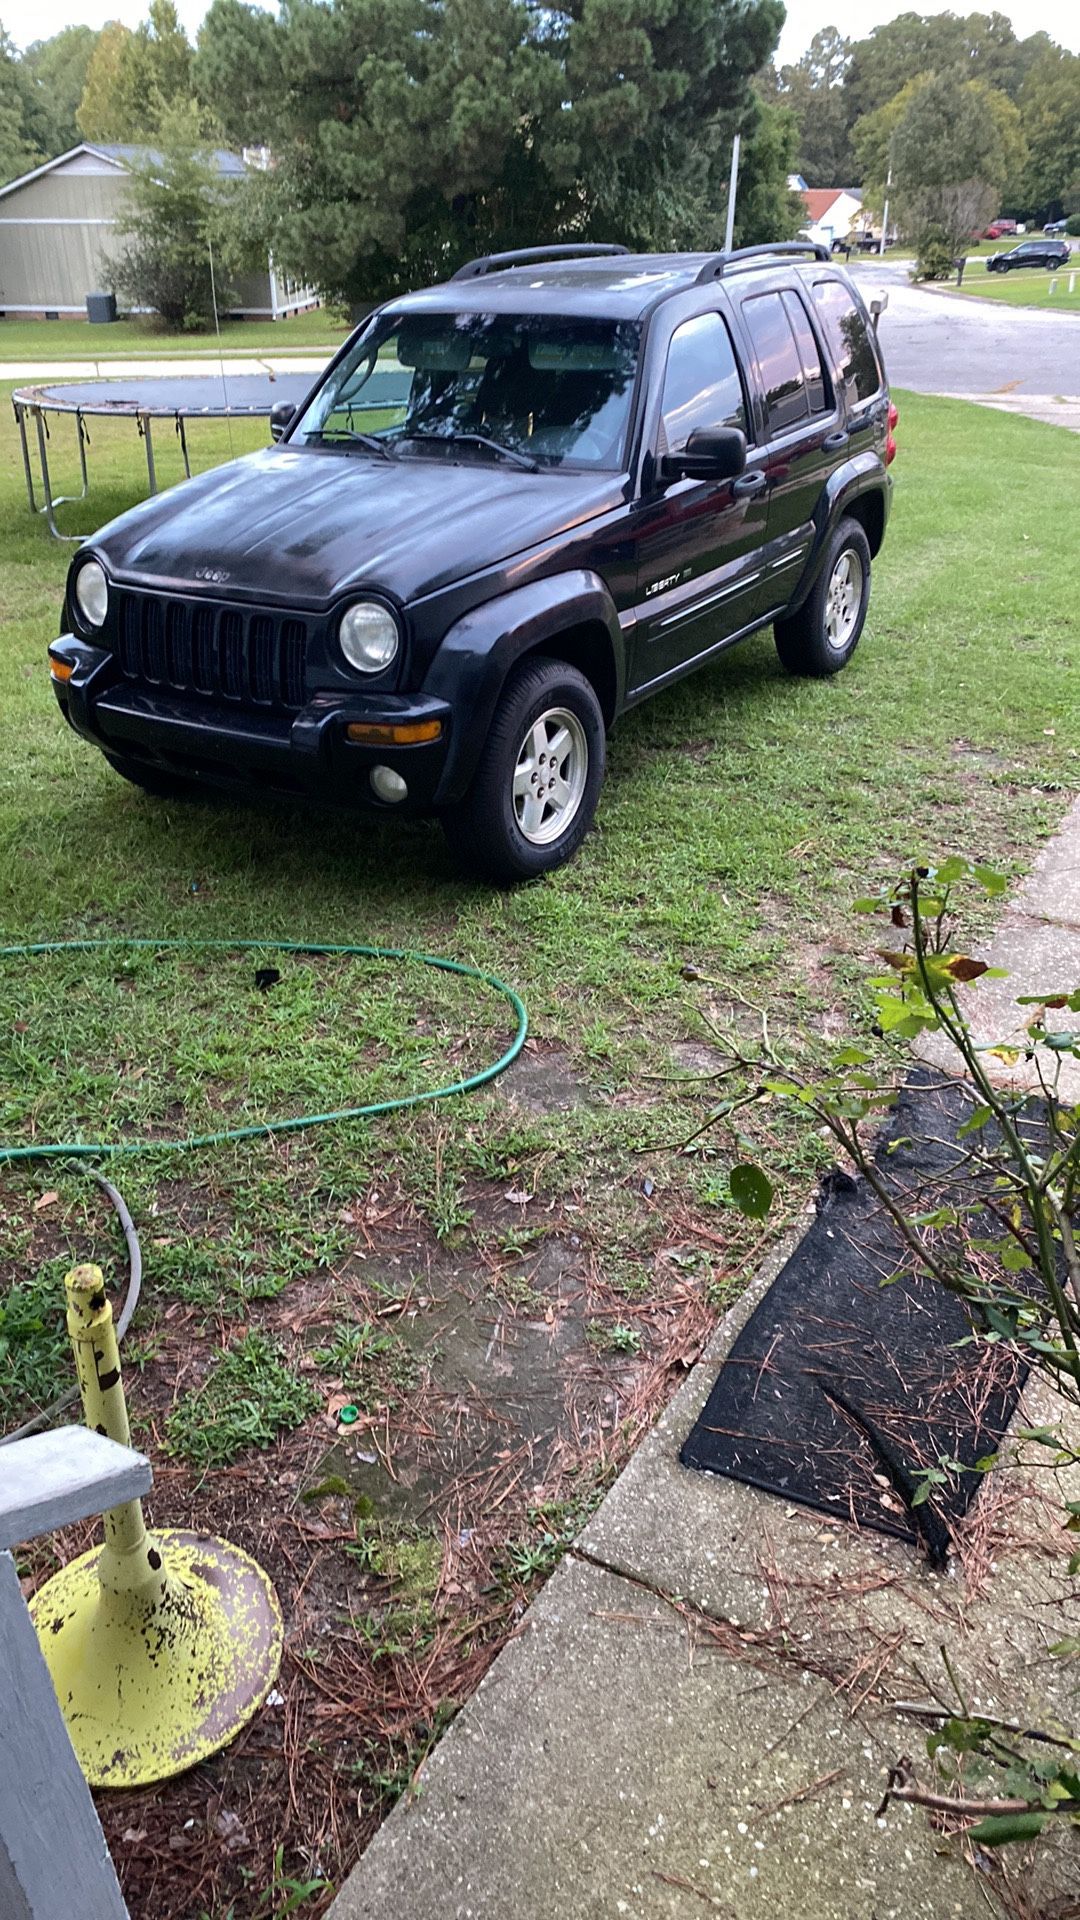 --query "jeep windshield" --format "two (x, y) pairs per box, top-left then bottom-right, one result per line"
(291, 311), (641, 471)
